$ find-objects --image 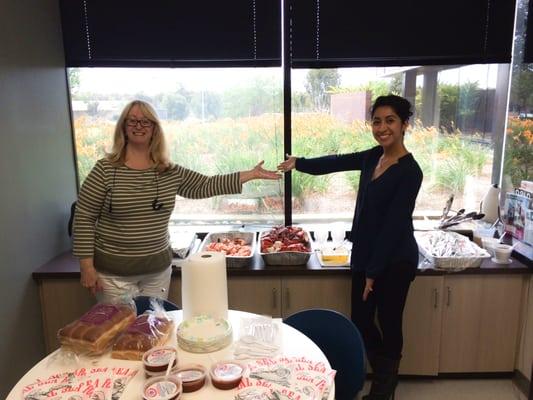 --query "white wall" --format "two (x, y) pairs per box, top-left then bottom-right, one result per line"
(0, 0), (76, 396)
